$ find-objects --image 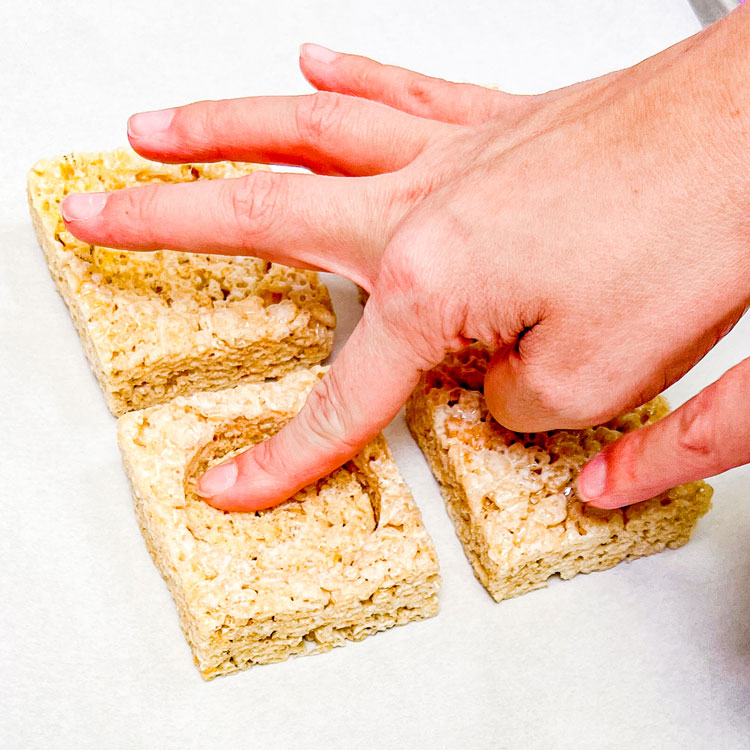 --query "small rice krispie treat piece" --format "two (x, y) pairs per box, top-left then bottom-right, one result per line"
(406, 347), (712, 602)
(117, 367), (440, 679)
(27, 149), (335, 415)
